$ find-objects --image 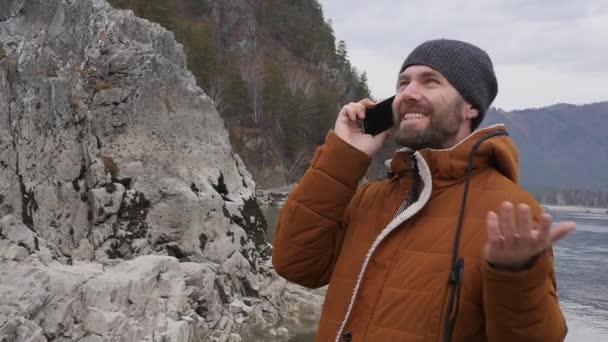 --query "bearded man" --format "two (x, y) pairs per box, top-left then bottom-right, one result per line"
(272, 39), (575, 342)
